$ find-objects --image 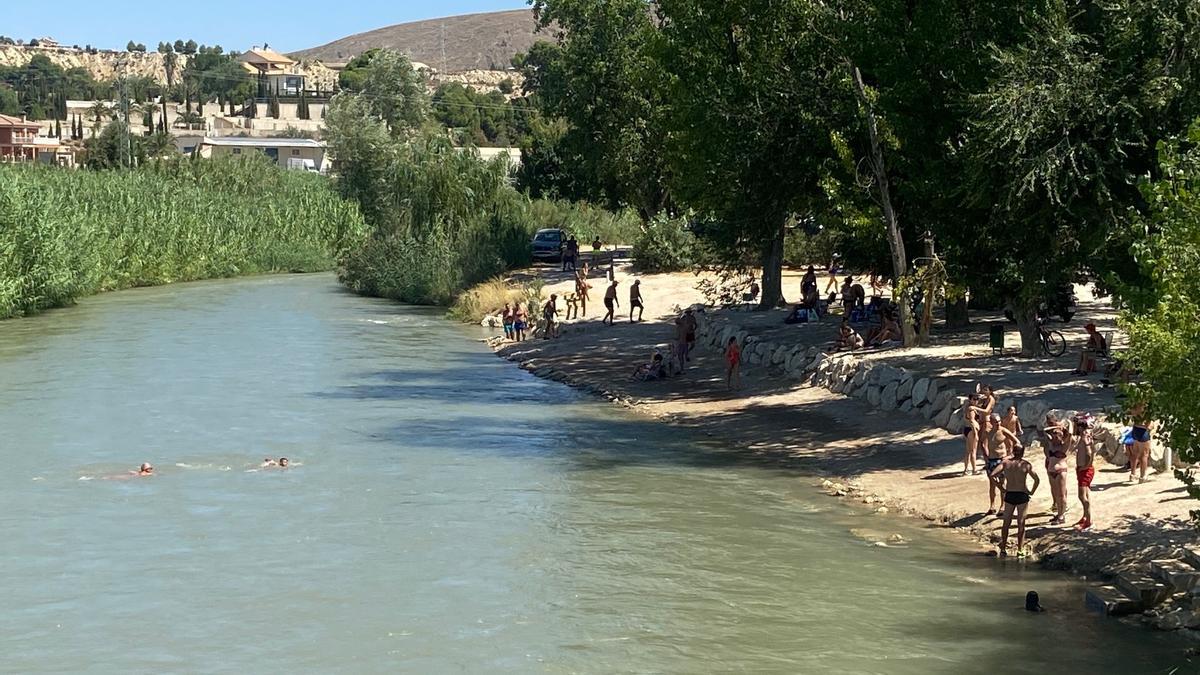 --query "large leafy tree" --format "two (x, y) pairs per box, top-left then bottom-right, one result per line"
(957, 0), (1200, 355)
(527, 0), (670, 222)
(654, 0), (849, 308)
